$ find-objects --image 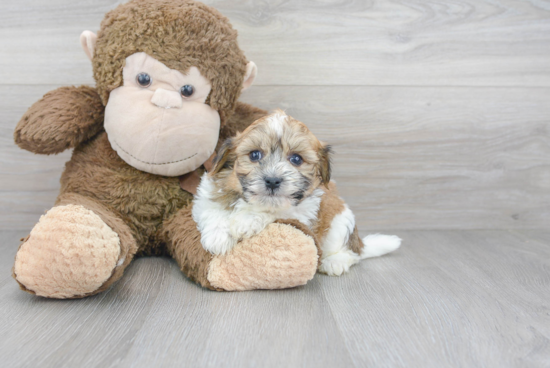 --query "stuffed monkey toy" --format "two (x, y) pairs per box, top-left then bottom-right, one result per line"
(12, 0), (323, 298)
